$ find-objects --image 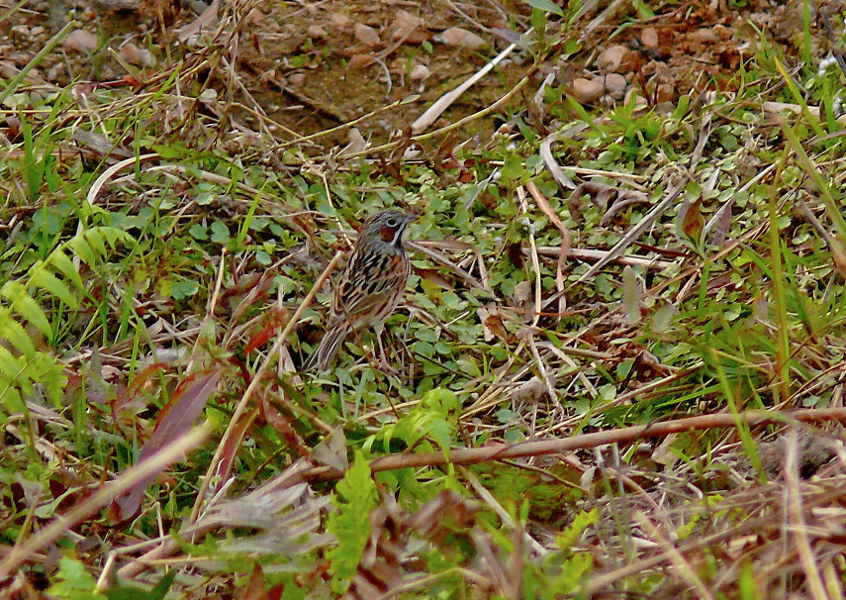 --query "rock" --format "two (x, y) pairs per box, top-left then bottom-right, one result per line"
(435, 27), (488, 50)
(64, 29), (98, 54)
(624, 88), (648, 106)
(0, 61), (18, 79)
(246, 8), (264, 24)
(571, 77), (604, 103)
(603, 72), (627, 97)
(10, 25), (29, 41)
(603, 72), (627, 92)
(30, 26), (45, 37)
(688, 28), (718, 44)
(641, 27), (658, 49)
(47, 63), (64, 82)
(596, 44), (636, 74)
(655, 83), (674, 103)
(330, 13), (353, 29)
(348, 54), (375, 69)
(354, 23), (380, 47)
(391, 10), (424, 42)
(119, 42), (152, 66)
(409, 64), (429, 80)
(308, 25), (326, 39)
